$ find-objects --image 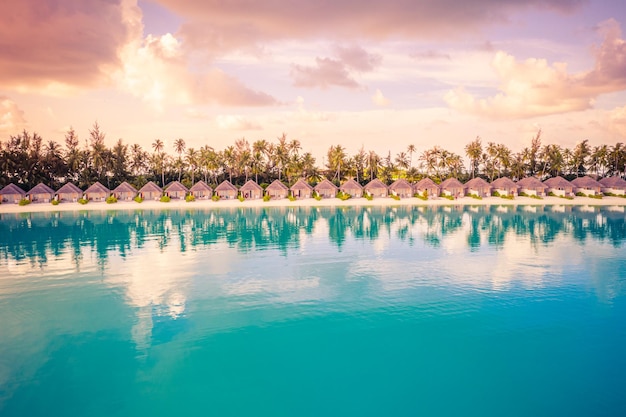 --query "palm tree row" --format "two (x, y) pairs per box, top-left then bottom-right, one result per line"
(1, 124), (625, 191)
